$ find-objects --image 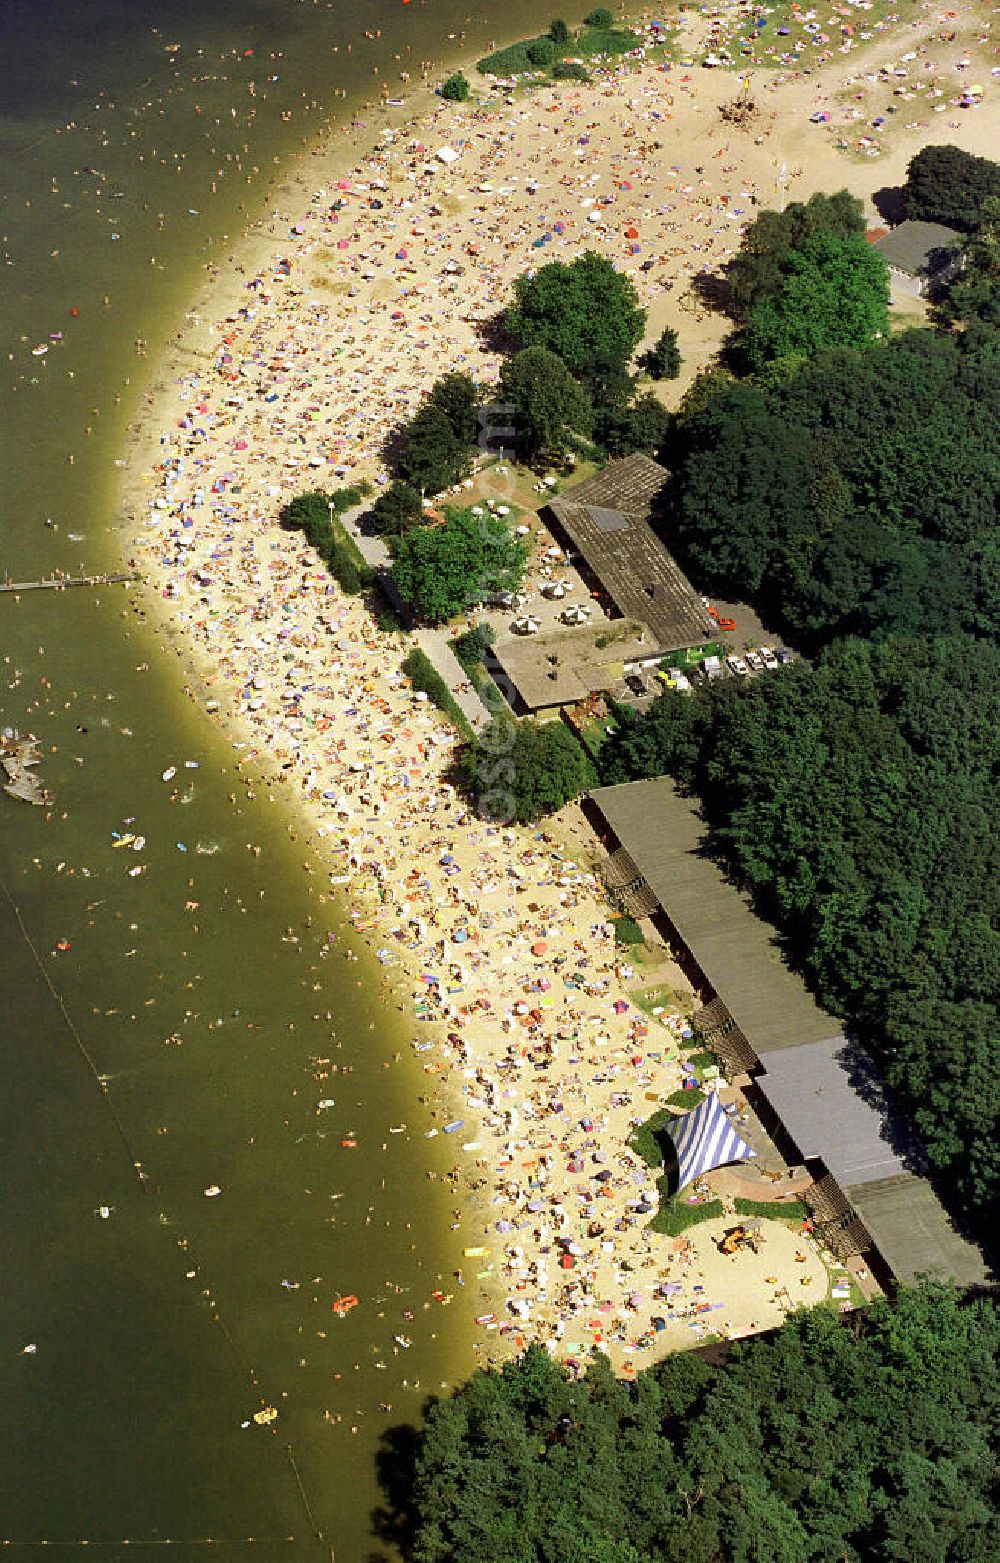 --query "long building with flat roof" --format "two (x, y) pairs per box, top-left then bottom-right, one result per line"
(589, 776), (991, 1289)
